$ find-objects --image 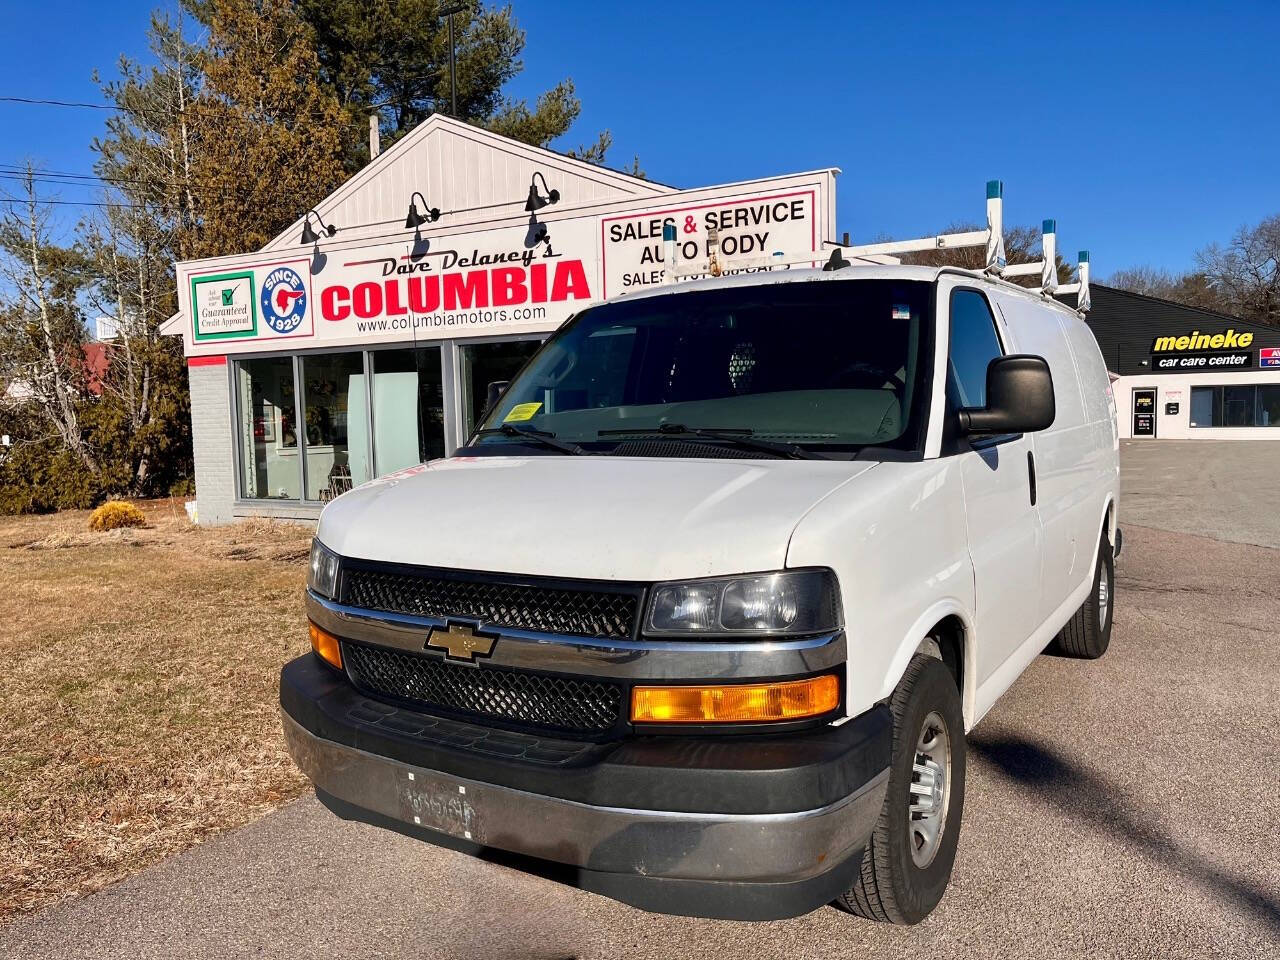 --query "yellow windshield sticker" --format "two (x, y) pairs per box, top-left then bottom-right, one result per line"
(503, 402), (543, 423)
